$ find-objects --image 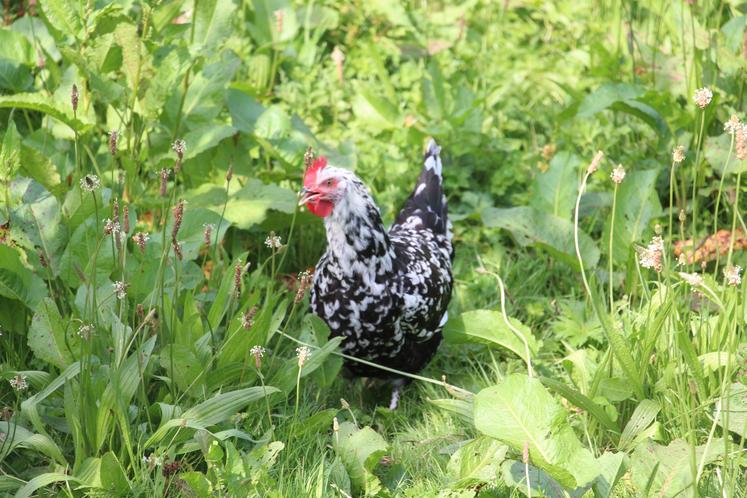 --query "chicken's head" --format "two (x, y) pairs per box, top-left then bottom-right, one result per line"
(299, 156), (339, 218)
